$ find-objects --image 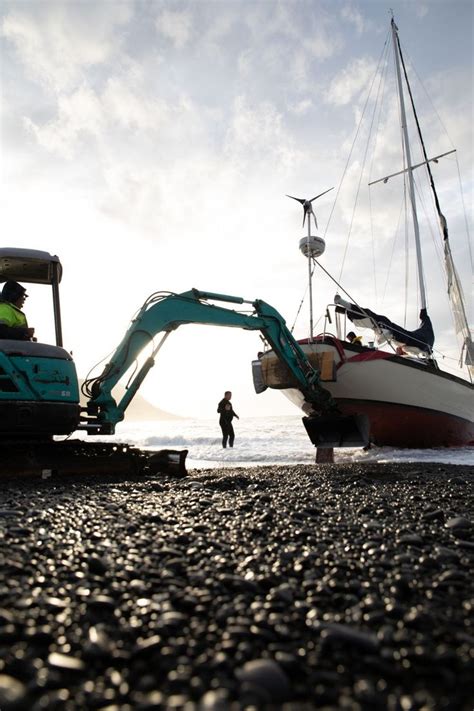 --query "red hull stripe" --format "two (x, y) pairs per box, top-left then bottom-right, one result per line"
(338, 399), (474, 448)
